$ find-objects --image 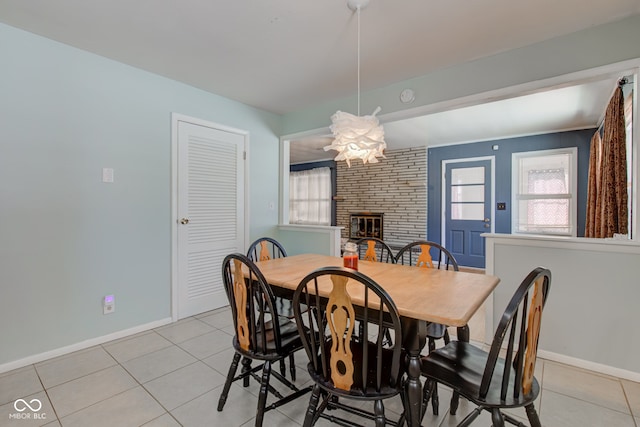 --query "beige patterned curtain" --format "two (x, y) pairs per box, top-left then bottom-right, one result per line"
(585, 86), (628, 238)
